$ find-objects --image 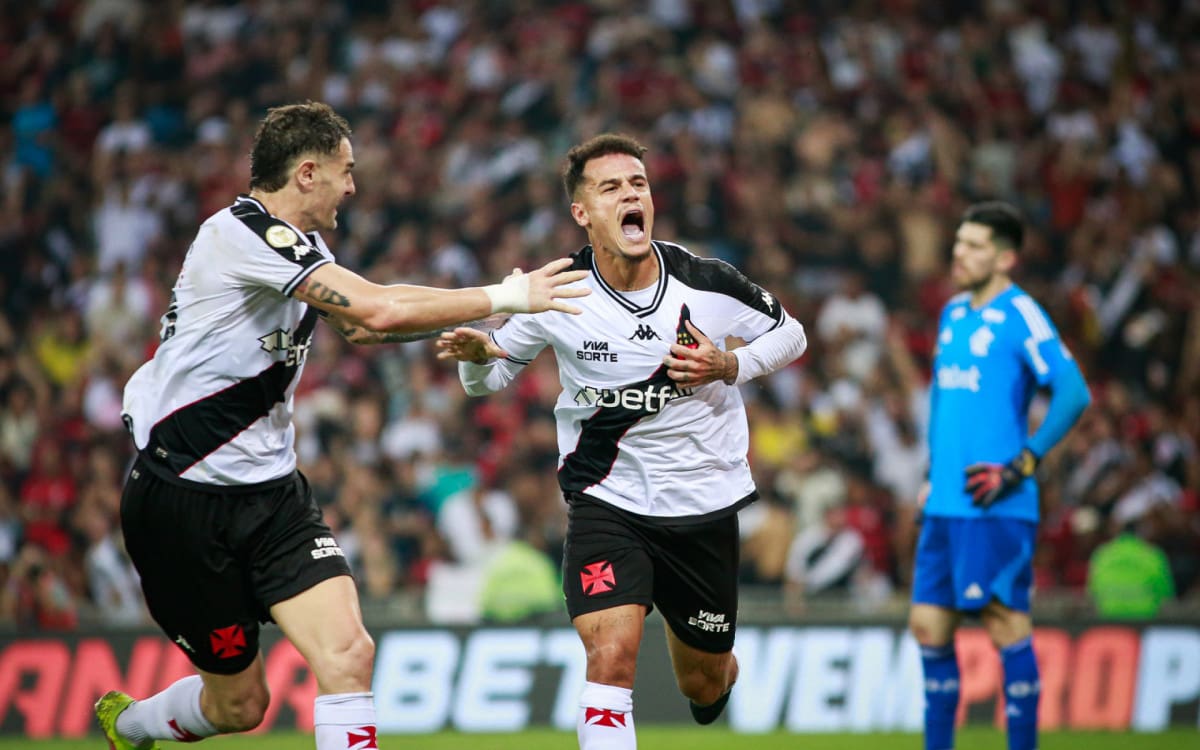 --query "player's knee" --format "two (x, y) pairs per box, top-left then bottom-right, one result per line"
(677, 671), (725, 706)
(908, 617), (944, 647)
(319, 630), (376, 692)
(675, 654), (735, 705)
(585, 640), (639, 686)
(208, 685), (270, 732)
(981, 607), (1030, 649)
